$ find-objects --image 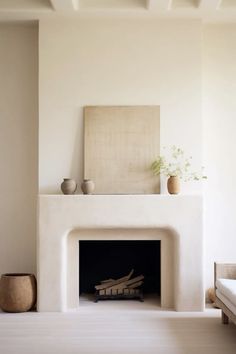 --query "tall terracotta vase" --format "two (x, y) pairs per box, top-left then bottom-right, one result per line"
(167, 176), (180, 194)
(0, 273), (37, 312)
